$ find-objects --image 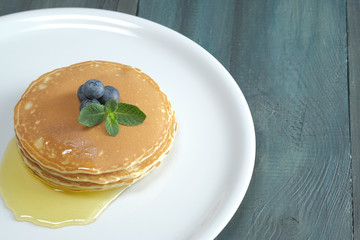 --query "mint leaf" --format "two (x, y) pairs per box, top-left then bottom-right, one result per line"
(105, 99), (118, 113)
(105, 114), (119, 136)
(77, 99), (146, 137)
(114, 103), (146, 126)
(78, 104), (106, 127)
